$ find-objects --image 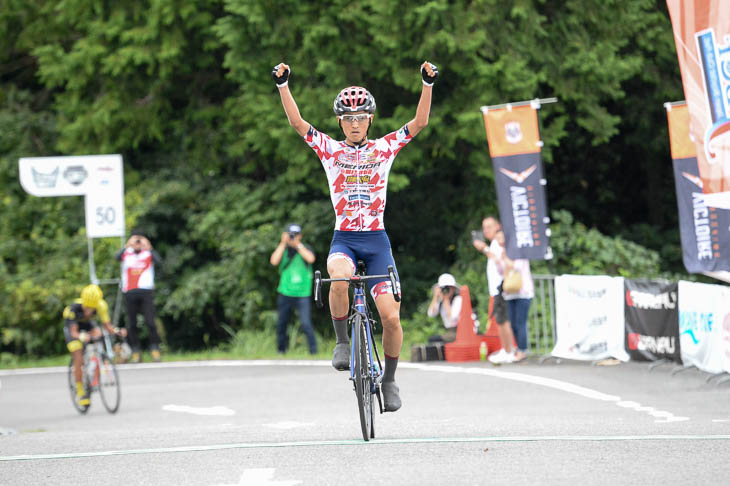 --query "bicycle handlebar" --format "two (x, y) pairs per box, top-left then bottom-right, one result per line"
(314, 265), (400, 308)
